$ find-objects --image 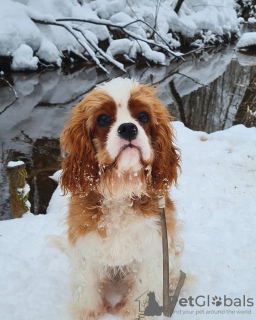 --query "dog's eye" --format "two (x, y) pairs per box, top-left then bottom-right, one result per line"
(138, 112), (149, 124)
(97, 114), (111, 127)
